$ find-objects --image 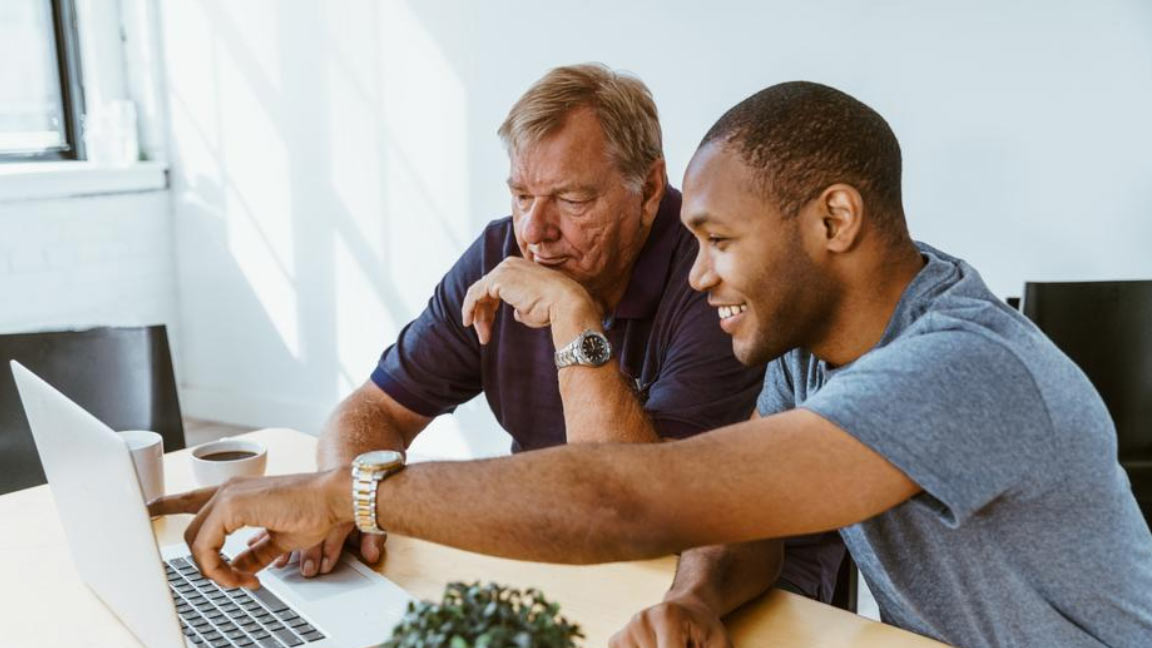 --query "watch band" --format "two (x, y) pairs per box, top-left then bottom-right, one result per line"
(554, 344), (578, 368)
(352, 464), (386, 535)
(351, 452), (404, 535)
(554, 329), (611, 369)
